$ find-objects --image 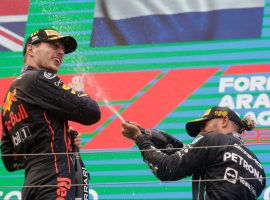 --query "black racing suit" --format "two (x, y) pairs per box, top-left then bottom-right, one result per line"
(1, 66), (101, 200)
(135, 131), (266, 200)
